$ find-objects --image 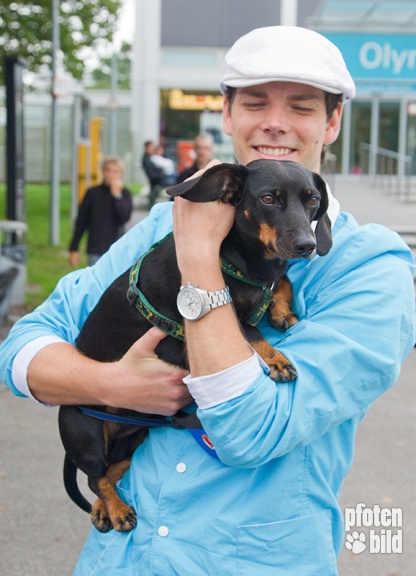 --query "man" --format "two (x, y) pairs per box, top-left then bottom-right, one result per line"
(176, 133), (214, 183)
(0, 27), (415, 575)
(142, 140), (177, 209)
(69, 156), (133, 267)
